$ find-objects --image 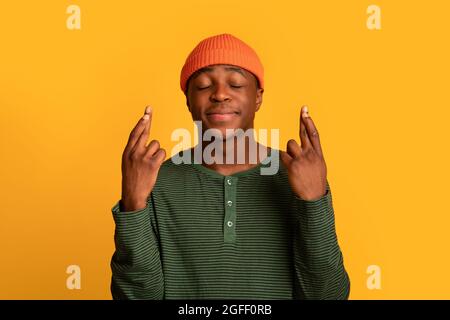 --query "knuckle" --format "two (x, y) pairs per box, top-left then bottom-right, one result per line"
(130, 151), (140, 161)
(148, 158), (158, 169)
(304, 147), (315, 156)
(305, 151), (315, 160)
(142, 155), (152, 164)
(158, 150), (166, 161)
(149, 139), (160, 149)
